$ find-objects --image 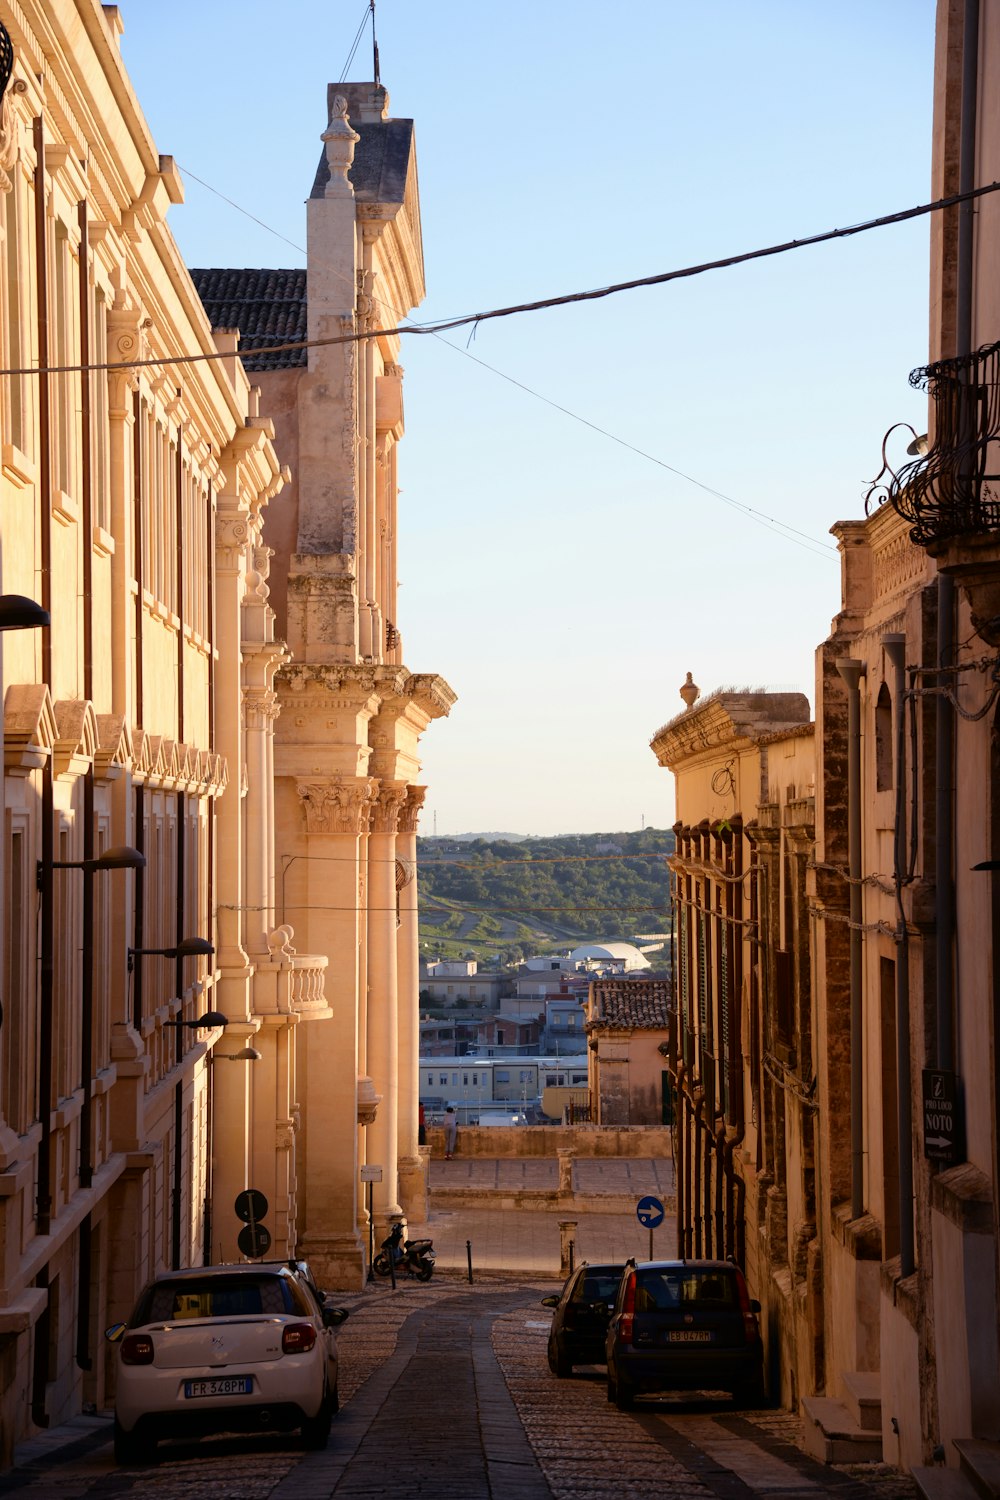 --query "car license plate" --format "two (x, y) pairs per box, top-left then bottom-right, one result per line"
(668, 1330), (712, 1343)
(183, 1376), (253, 1399)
